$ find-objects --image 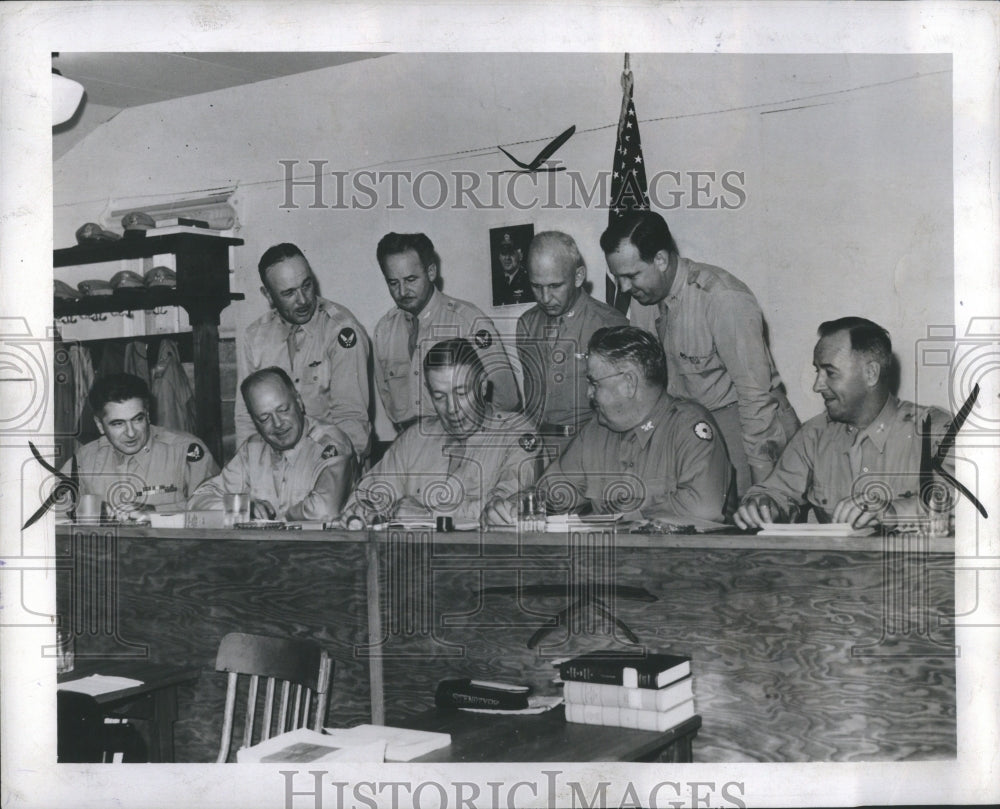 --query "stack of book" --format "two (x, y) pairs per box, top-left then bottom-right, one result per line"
(559, 651), (695, 732)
